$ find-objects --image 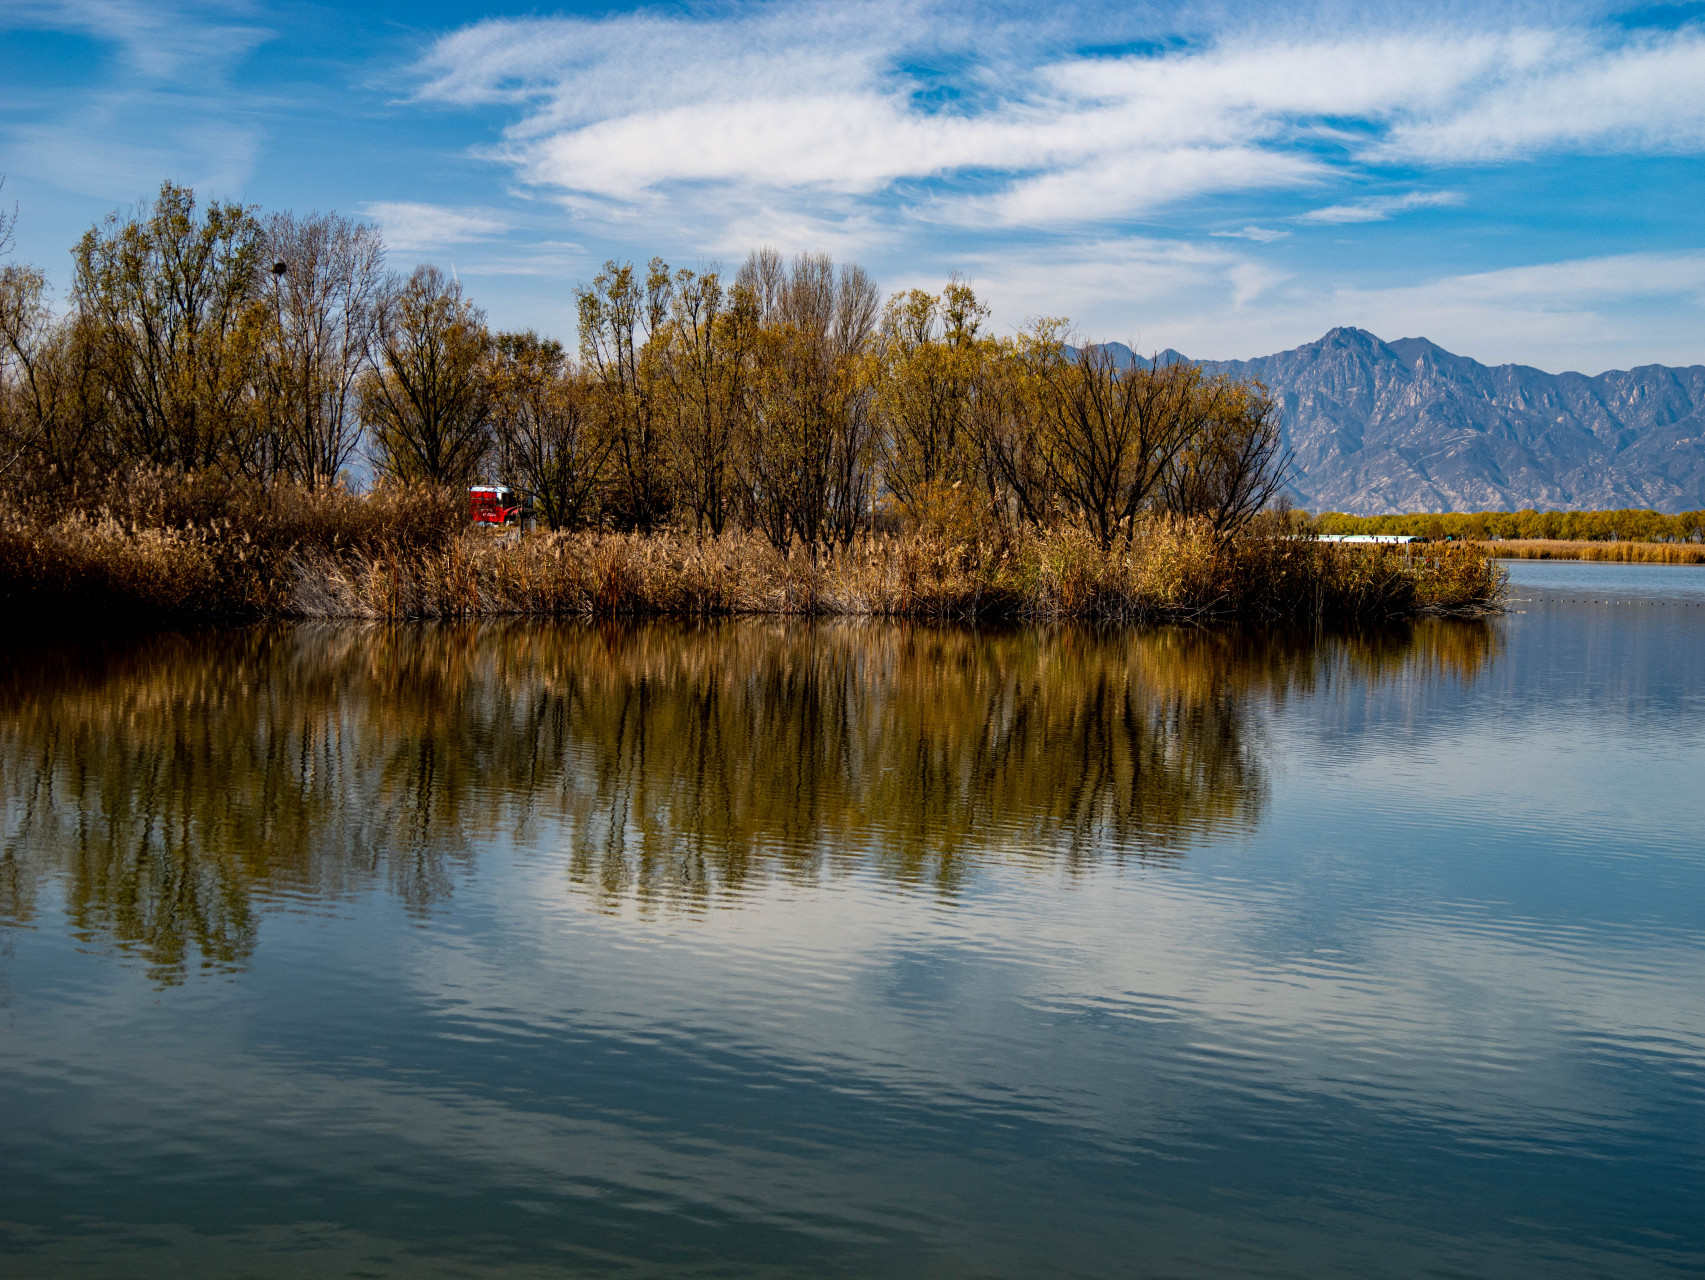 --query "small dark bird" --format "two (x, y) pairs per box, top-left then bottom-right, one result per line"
(270, 261), (287, 276)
